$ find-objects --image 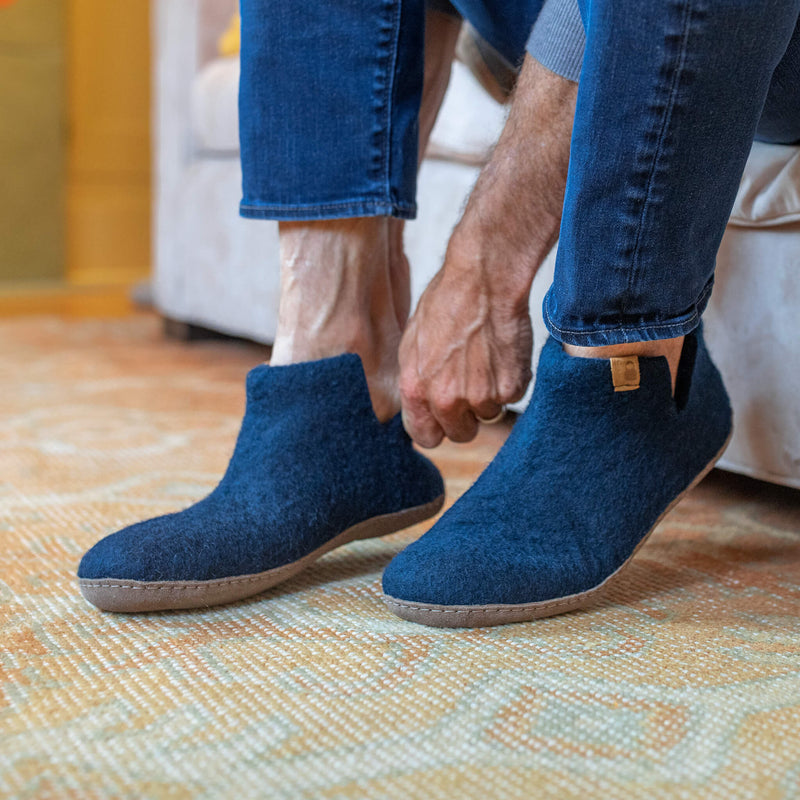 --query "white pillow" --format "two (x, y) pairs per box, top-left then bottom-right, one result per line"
(730, 141), (800, 228)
